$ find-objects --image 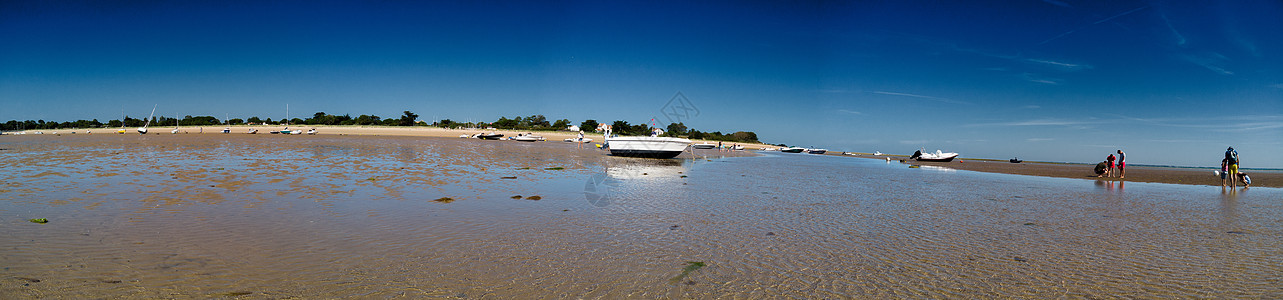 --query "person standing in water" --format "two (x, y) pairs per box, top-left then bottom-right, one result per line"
(1226, 147), (1240, 188)
(1116, 149), (1127, 179)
